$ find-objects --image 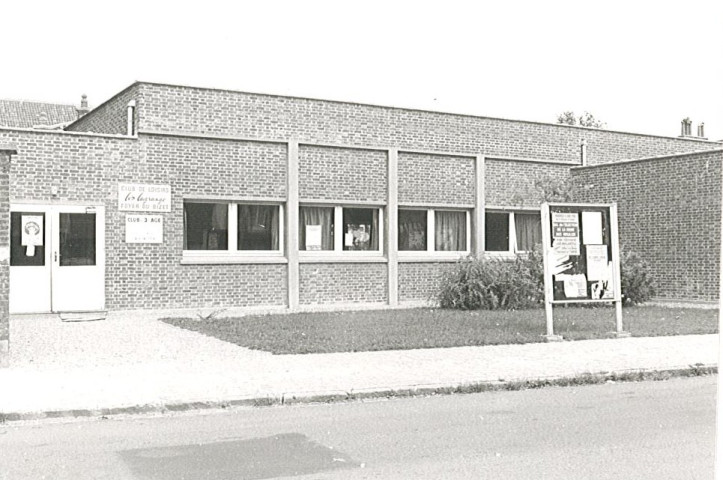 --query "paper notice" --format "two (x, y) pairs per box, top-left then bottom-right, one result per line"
(563, 274), (588, 298)
(305, 225), (322, 251)
(586, 245), (609, 281)
(21, 215), (43, 247)
(582, 211), (603, 245)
